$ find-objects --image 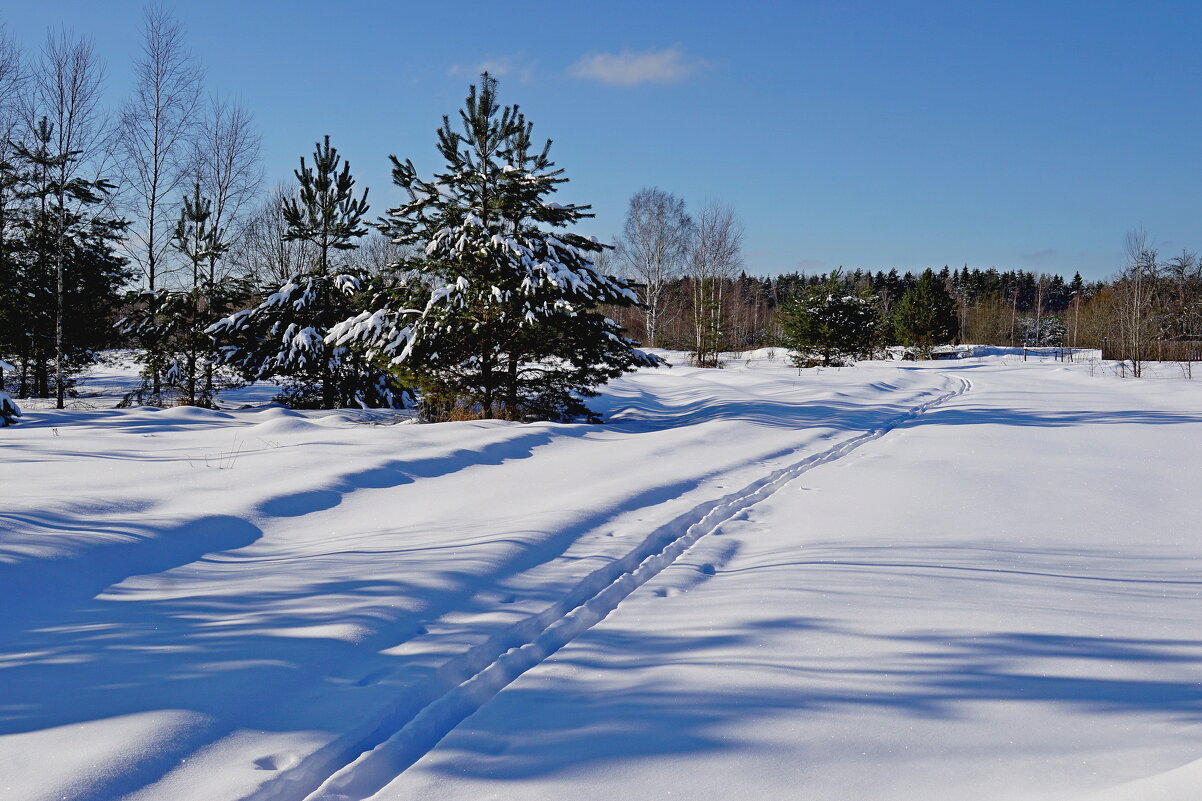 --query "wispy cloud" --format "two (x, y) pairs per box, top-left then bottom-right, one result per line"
(796, 258), (826, 272)
(449, 55), (535, 82)
(569, 45), (705, 86)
